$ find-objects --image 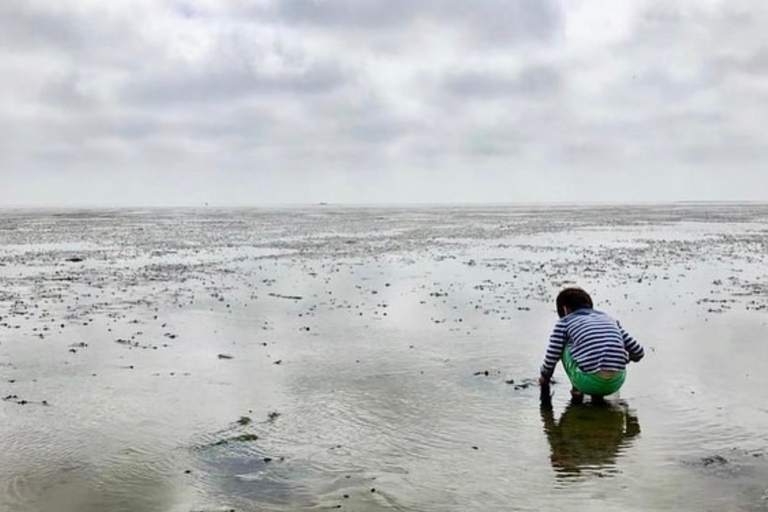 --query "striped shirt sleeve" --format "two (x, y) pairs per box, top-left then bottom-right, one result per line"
(540, 319), (567, 378)
(618, 322), (644, 362)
